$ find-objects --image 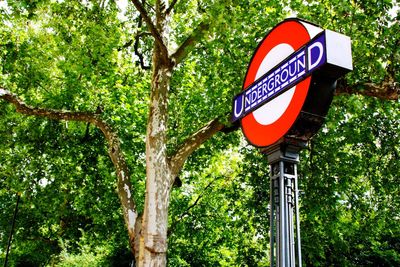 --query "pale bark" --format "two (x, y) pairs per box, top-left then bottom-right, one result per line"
(140, 63), (172, 266)
(137, 0), (173, 266)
